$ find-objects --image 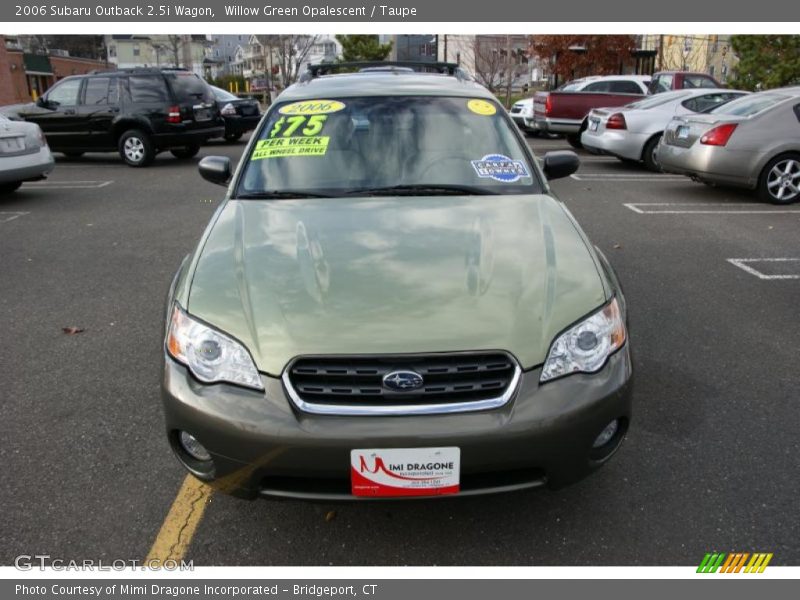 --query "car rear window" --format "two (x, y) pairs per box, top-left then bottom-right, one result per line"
(709, 93), (789, 117)
(238, 96), (542, 196)
(608, 80), (645, 94)
(168, 73), (214, 103)
(127, 76), (170, 103)
(628, 90), (692, 110)
(212, 86), (239, 102)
